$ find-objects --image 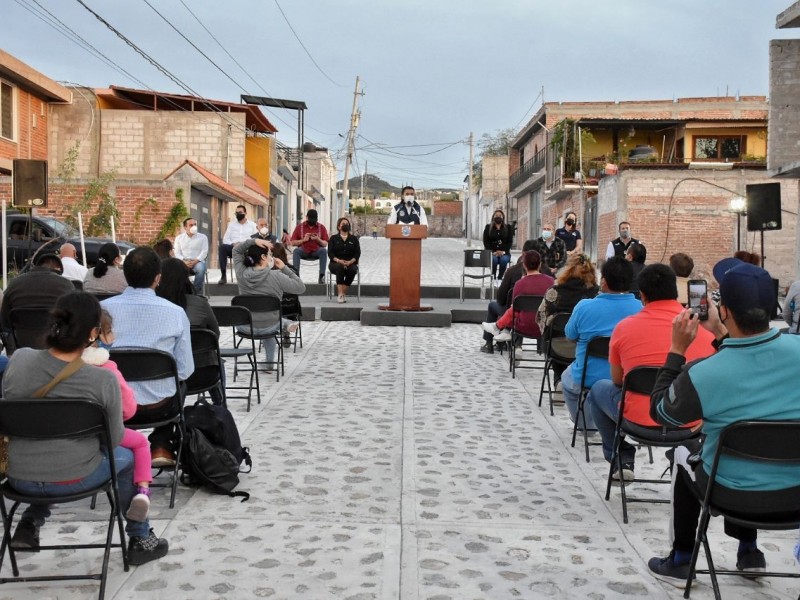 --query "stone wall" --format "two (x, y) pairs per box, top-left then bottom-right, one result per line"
(768, 39), (800, 173)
